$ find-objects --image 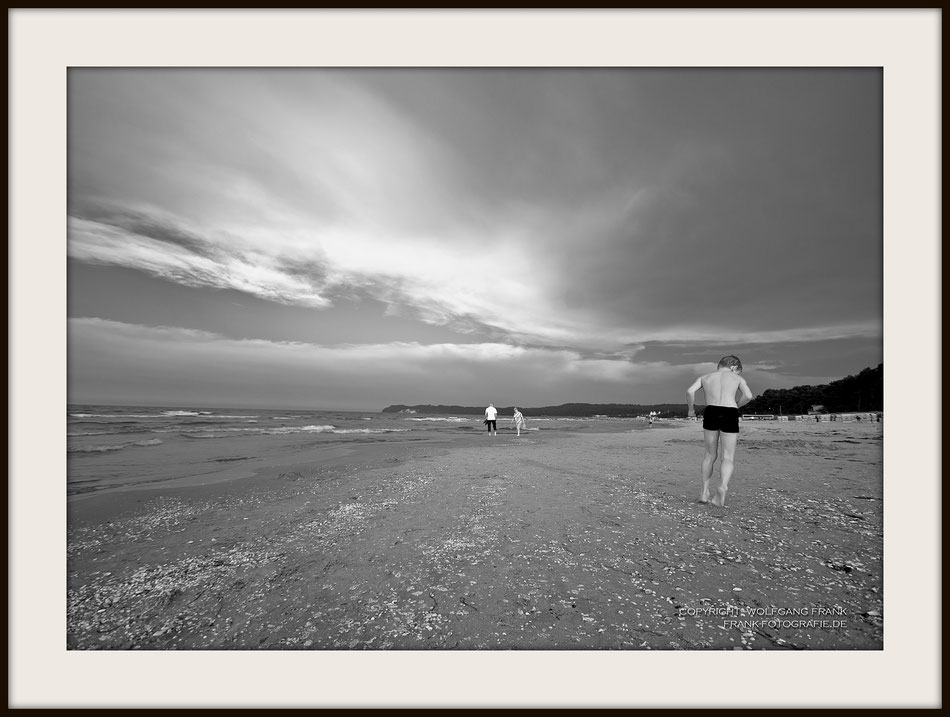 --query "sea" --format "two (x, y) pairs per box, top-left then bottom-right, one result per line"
(67, 404), (651, 496)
